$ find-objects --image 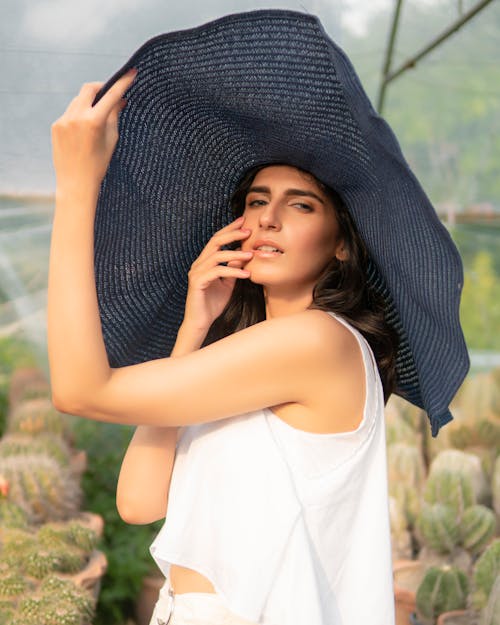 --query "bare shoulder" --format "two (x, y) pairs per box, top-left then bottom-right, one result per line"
(77, 307), (364, 428)
(266, 309), (368, 434)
